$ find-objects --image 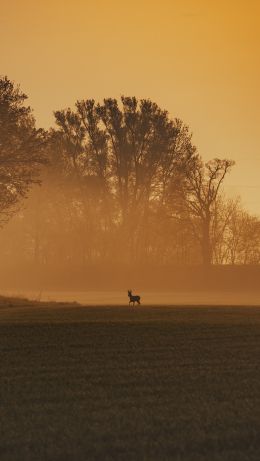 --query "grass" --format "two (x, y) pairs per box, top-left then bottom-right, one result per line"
(0, 303), (260, 460)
